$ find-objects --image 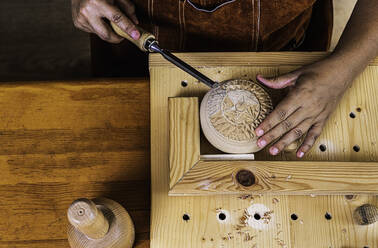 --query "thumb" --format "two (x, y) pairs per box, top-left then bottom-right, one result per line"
(256, 71), (300, 89)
